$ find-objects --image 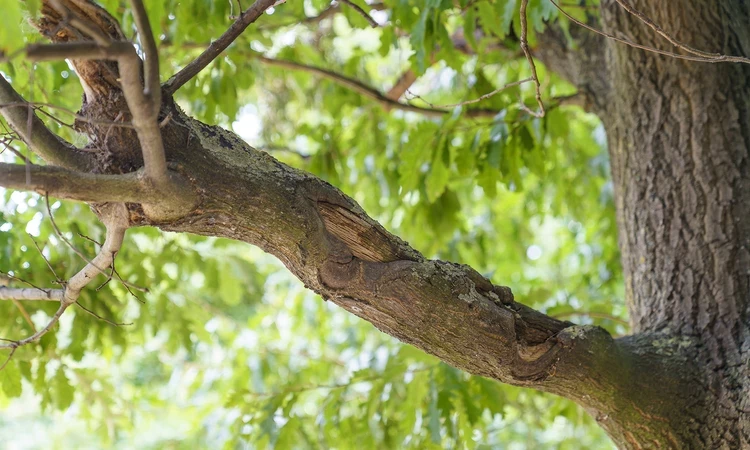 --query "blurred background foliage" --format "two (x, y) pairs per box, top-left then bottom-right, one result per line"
(0, 0), (622, 448)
